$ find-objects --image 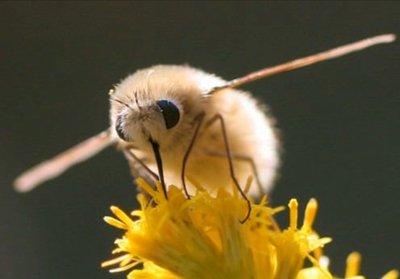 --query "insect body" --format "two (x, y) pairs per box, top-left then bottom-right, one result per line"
(14, 34), (395, 221)
(110, 65), (279, 198)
